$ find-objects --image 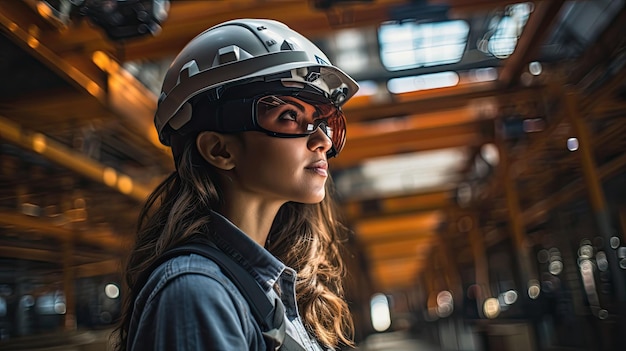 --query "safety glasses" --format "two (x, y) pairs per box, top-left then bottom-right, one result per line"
(214, 88), (346, 158)
(254, 94), (346, 157)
